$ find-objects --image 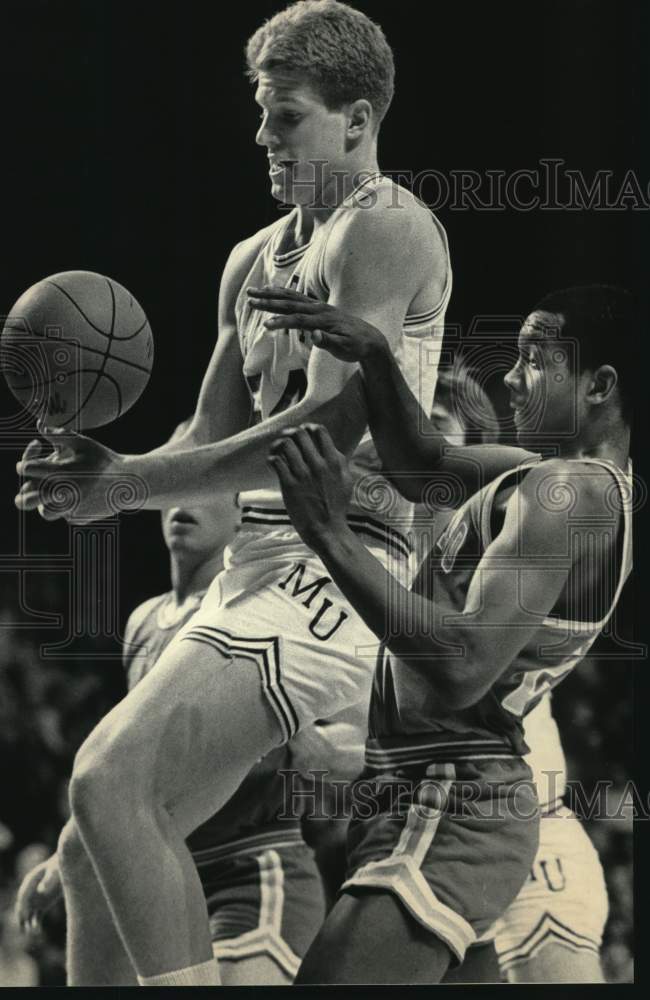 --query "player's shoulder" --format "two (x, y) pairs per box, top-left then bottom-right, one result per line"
(334, 175), (438, 246)
(325, 176), (445, 292)
(124, 592), (168, 642)
(221, 219), (284, 289)
(519, 457), (618, 519)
